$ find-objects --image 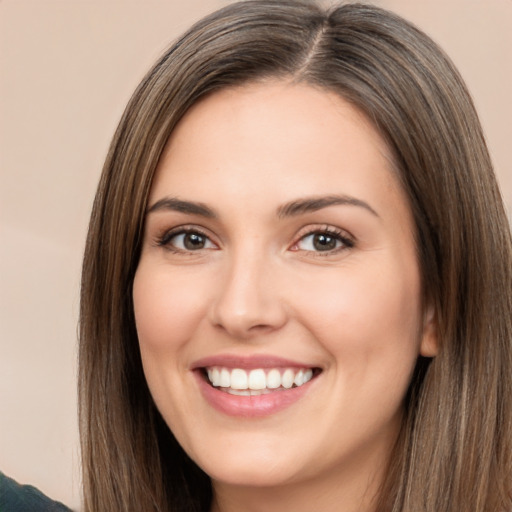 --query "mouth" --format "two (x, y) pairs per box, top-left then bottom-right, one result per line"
(202, 366), (318, 396)
(192, 354), (322, 416)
